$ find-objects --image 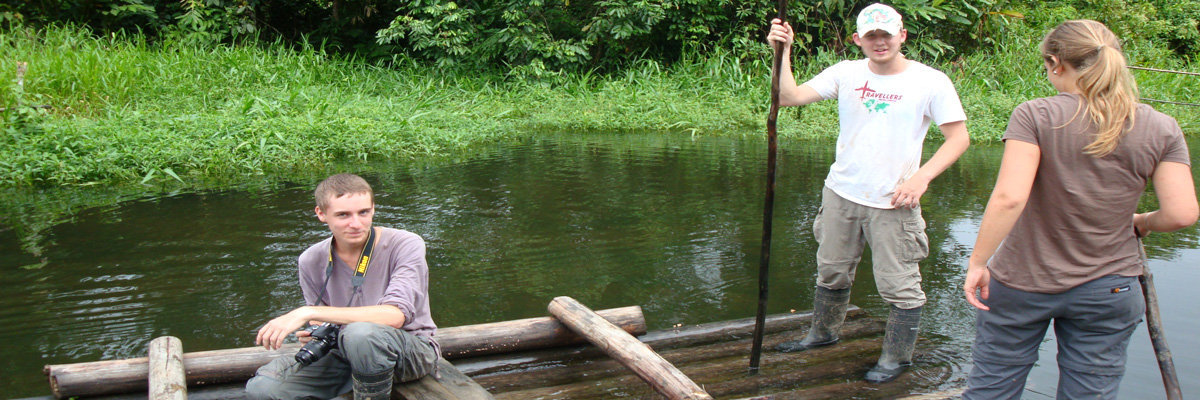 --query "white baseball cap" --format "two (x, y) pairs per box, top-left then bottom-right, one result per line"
(856, 3), (903, 36)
